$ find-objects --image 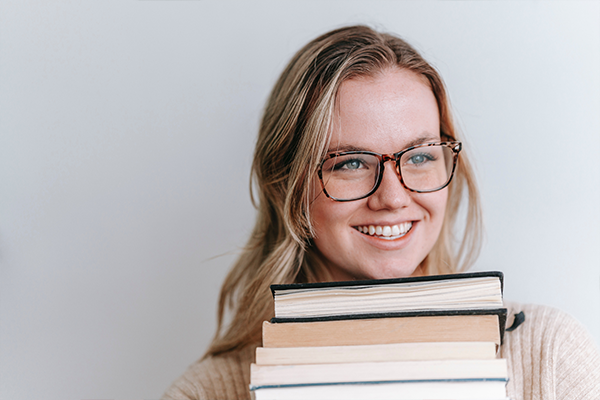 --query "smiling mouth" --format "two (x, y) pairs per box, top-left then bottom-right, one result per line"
(354, 222), (413, 240)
